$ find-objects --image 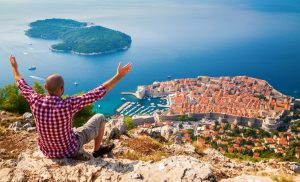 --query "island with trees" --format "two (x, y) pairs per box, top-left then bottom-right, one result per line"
(25, 18), (132, 55)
